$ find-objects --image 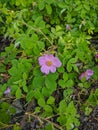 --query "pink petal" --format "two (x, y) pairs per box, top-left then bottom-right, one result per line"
(4, 87), (11, 95)
(79, 73), (85, 80)
(38, 56), (46, 66)
(50, 66), (56, 73)
(38, 54), (62, 74)
(45, 54), (53, 59)
(86, 69), (93, 76)
(86, 75), (91, 80)
(41, 66), (49, 74)
(95, 54), (98, 58)
(53, 57), (62, 67)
